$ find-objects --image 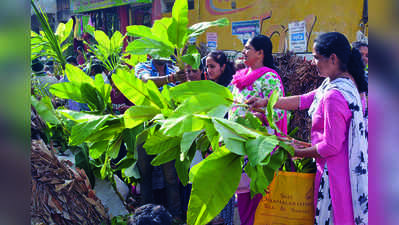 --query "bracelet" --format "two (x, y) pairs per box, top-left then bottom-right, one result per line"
(166, 75), (169, 83)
